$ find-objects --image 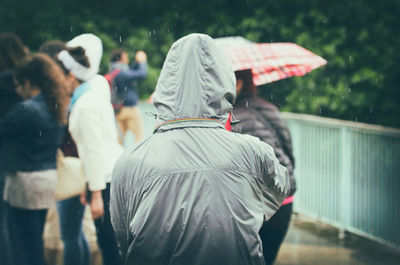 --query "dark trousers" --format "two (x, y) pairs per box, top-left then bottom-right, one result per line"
(259, 203), (293, 265)
(7, 205), (48, 265)
(93, 183), (123, 265)
(0, 178), (12, 265)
